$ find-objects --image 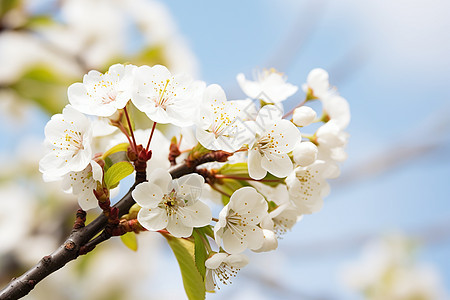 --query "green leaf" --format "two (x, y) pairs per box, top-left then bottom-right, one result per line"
(196, 225), (215, 239)
(103, 151), (130, 171)
(218, 163), (283, 187)
(217, 162), (249, 176)
(102, 143), (130, 160)
(104, 161), (134, 189)
(192, 229), (208, 279)
(120, 232), (138, 251)
(164, 235), (206, 300)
